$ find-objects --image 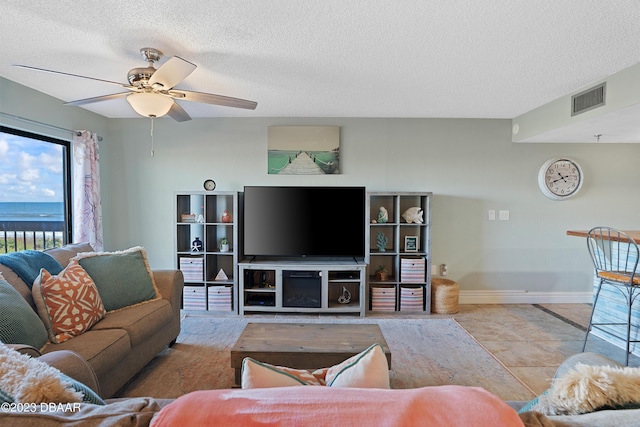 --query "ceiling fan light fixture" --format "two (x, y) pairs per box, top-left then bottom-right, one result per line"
(127, 92), (173, 118)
